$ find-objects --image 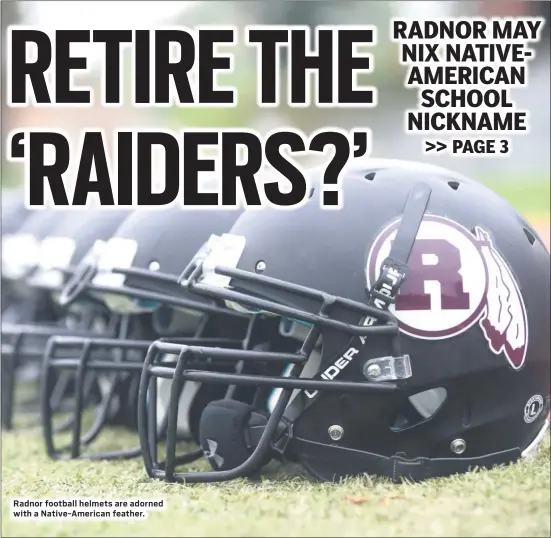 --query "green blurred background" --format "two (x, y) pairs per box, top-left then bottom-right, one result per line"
(1, 1), (550, 218)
